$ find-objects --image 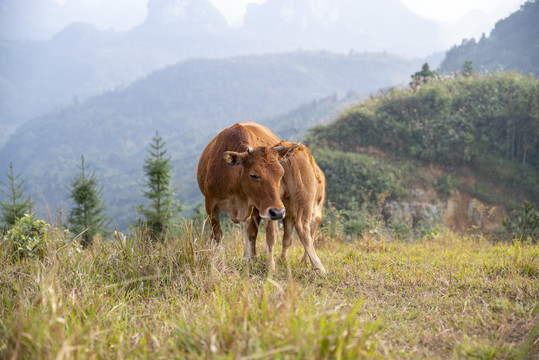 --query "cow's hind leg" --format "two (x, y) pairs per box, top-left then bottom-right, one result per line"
(243, 210), (261, 259)
(295, 217), (326, 274)
(264, 219), (278, 271)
